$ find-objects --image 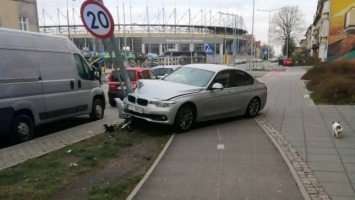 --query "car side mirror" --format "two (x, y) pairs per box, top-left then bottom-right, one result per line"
(211, 83), (223, 90)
